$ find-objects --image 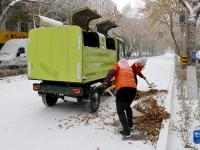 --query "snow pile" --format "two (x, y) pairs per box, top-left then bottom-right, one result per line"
(0, 74), (27, 84)
(0, 67), (27, 78)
